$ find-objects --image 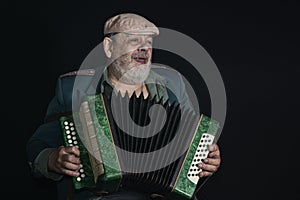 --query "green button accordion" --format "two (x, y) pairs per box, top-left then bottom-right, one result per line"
(59, 92), (220, 199)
